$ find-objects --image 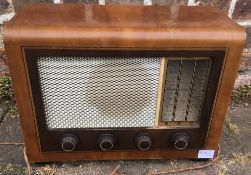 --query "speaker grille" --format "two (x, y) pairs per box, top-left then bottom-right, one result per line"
(37, 56), (161, 129)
